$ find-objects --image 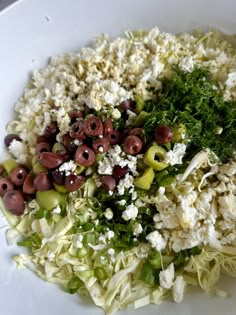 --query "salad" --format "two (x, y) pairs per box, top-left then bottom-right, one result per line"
(0, 27), (236, 314)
